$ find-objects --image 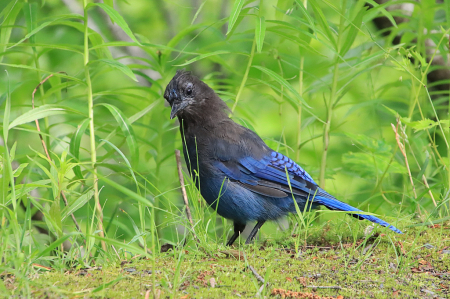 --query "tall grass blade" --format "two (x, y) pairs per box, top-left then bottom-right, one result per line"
(8, 105), (84, 130)
(97, 103), (139, 167)
(97, 59), (138, 82)
(227, 0), (245, 35)
(69, 118), (90, 180)
(0, 1), (22, 62)
(61, 189), (94, 221)
(87, 3), (141, 45)
(255, 16), (266, 53)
